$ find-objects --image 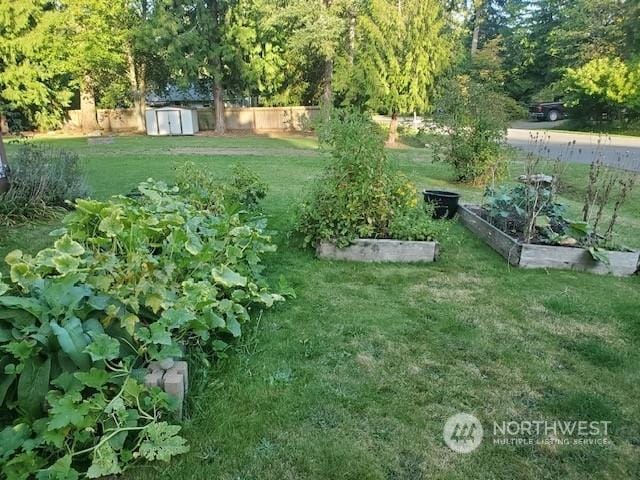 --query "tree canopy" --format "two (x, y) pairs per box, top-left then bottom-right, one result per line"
(1, 0), (639, 131)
